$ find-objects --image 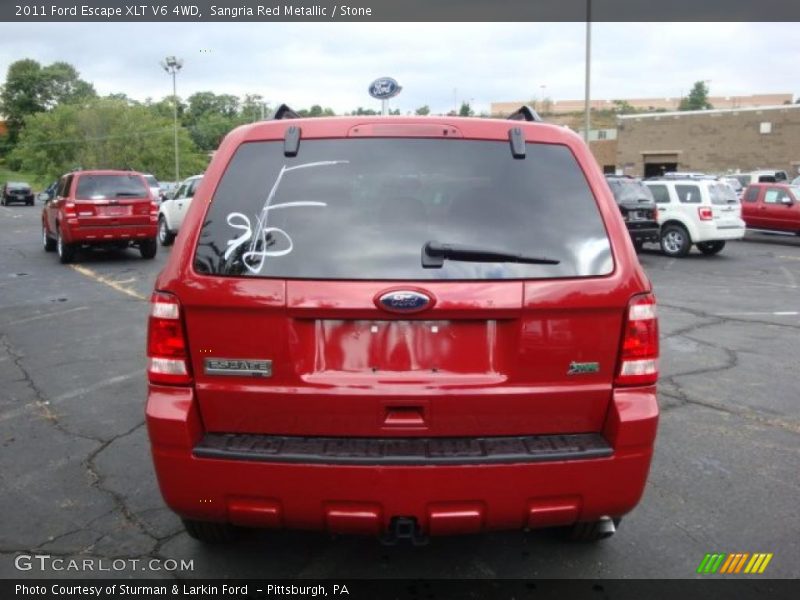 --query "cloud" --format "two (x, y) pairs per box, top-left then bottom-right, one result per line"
(0, 22), (796, 114)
